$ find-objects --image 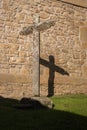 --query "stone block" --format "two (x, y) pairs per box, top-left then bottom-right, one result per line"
(81, 51), (86, 59)
(80, 27), (87, 42)
(40, 12), (49, 19)
(80, 26), (87, 49)
(15, 13), (25, 22)
(0, 73), (31, 83)
(82, 62), (87, 77)
(25, 18), (33, 24)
